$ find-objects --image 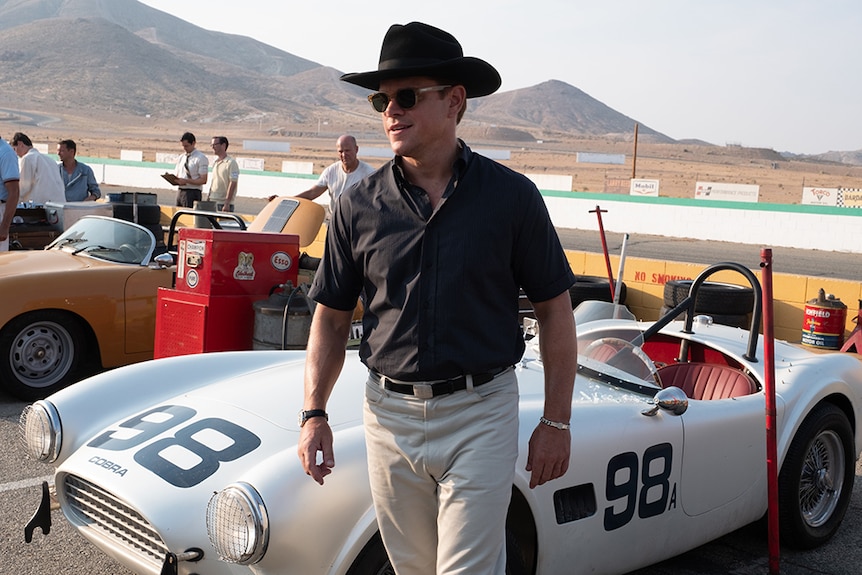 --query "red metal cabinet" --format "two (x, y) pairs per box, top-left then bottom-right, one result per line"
(155, 228), (300, 359)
